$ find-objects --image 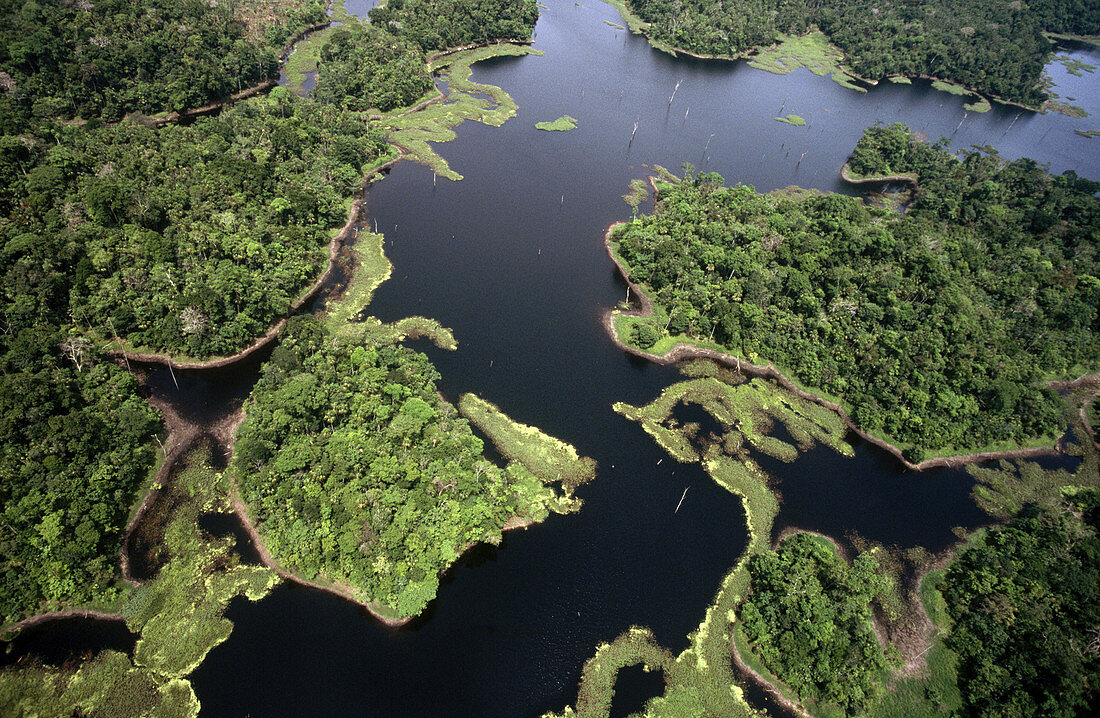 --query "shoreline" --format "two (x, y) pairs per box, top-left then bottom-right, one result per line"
(601, 3), (1047, 112)
(227, 469), (543, 628)
(602, 221), (1075, 472)
(104, 151), (405, 371)
(1, 609), (128, 639)
(838, 163), (918, 187)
